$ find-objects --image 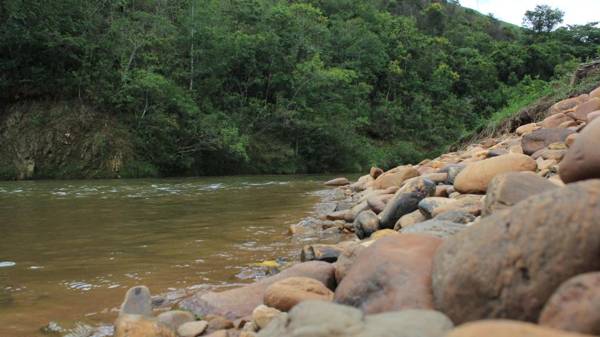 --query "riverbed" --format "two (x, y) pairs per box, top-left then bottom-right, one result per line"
(0, 176), (333, 337)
